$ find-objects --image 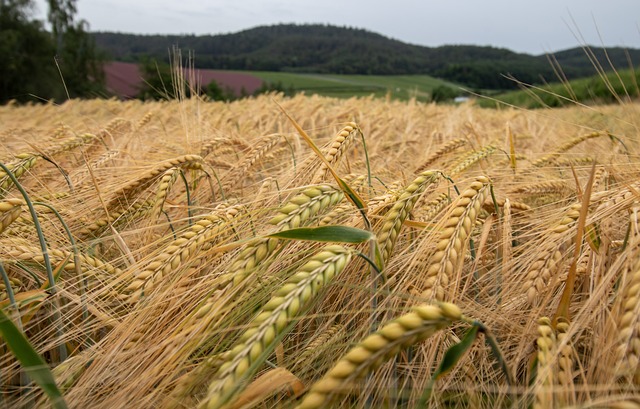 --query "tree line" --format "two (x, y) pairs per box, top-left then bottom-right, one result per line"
(93, 24), (640, 90)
